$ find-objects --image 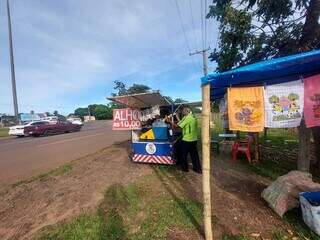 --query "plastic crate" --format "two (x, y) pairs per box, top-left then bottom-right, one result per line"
(300, 191), (320, 235)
